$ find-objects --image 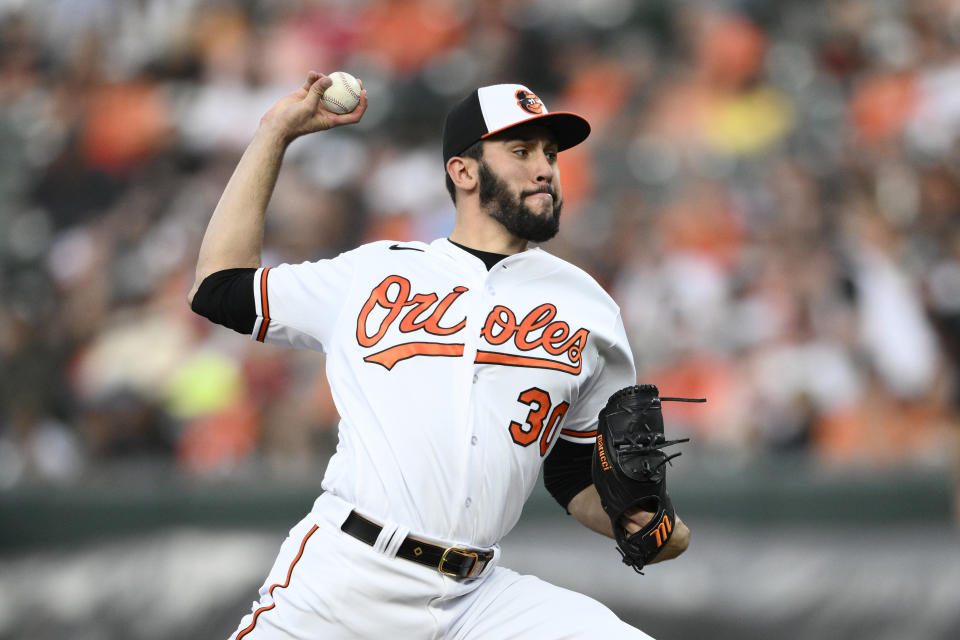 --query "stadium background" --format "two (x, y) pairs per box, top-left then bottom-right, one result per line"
(1, 0), (959, 638)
